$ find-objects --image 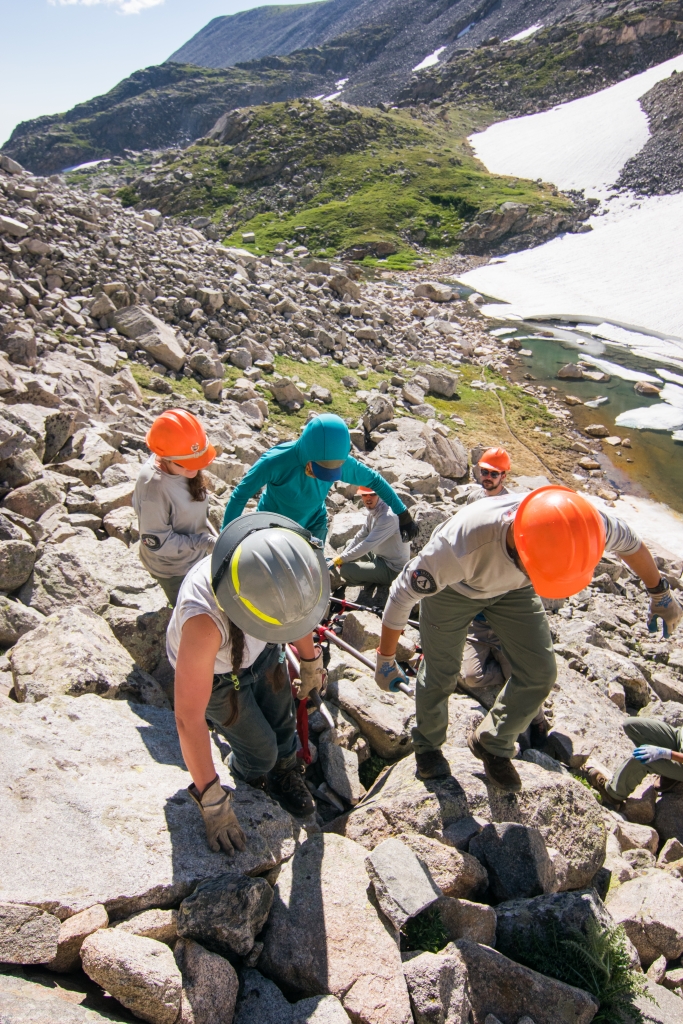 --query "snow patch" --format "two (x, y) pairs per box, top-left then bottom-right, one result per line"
(615, 404), (683, 431)
(63, 158), (111, 173)
(588, 493), (683, 561)
(413, 46), (446, 72)
(335, 78), (348, 89)
(506, 23), (543, 42)
(457, 23), (476, 40)
(580, 356), (661, 384)
(322, 91), (342, 102)
(660, 383), (683, 409)
(469, 54), (683, 193)
(657, 368), (683, 387)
